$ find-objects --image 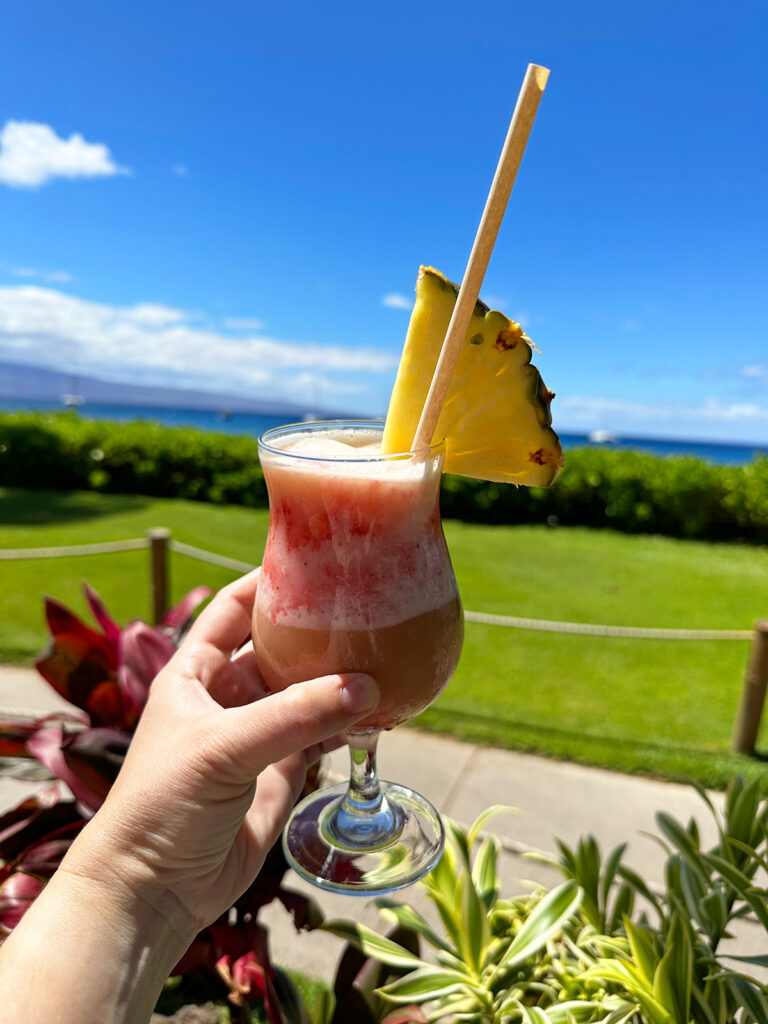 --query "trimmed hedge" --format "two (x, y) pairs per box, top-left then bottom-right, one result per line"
(1, 411), (767, 543)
